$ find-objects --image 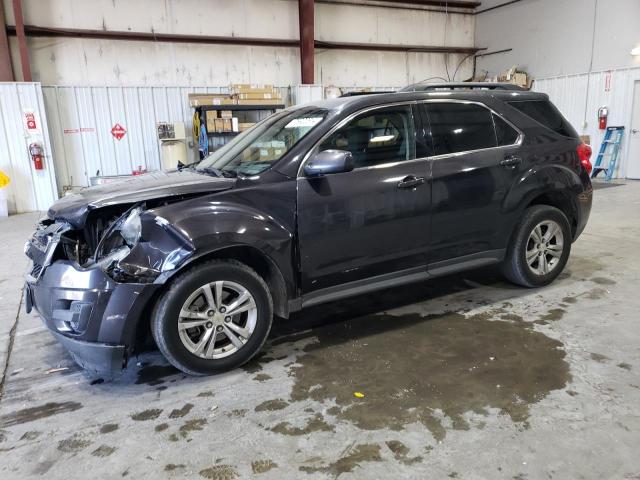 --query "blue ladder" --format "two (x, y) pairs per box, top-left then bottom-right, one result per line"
(591, 126), (625, 181)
